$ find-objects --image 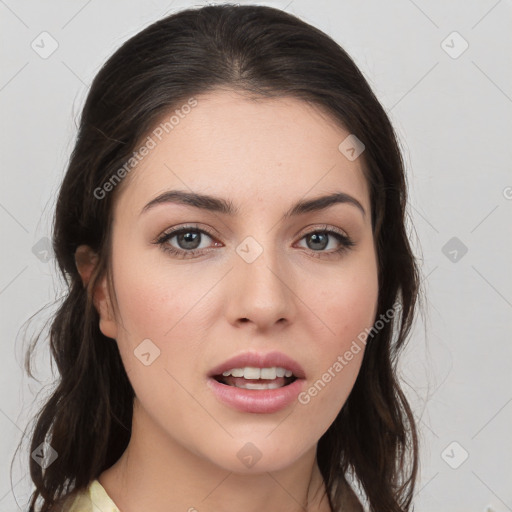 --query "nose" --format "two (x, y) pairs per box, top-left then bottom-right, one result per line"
(224, 239), (297, 331)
